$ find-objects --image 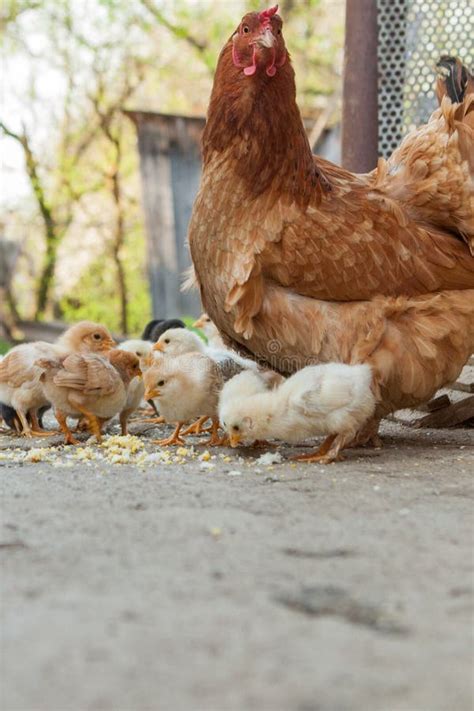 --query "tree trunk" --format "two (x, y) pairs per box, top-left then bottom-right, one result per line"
(35, 229), (59, 319)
